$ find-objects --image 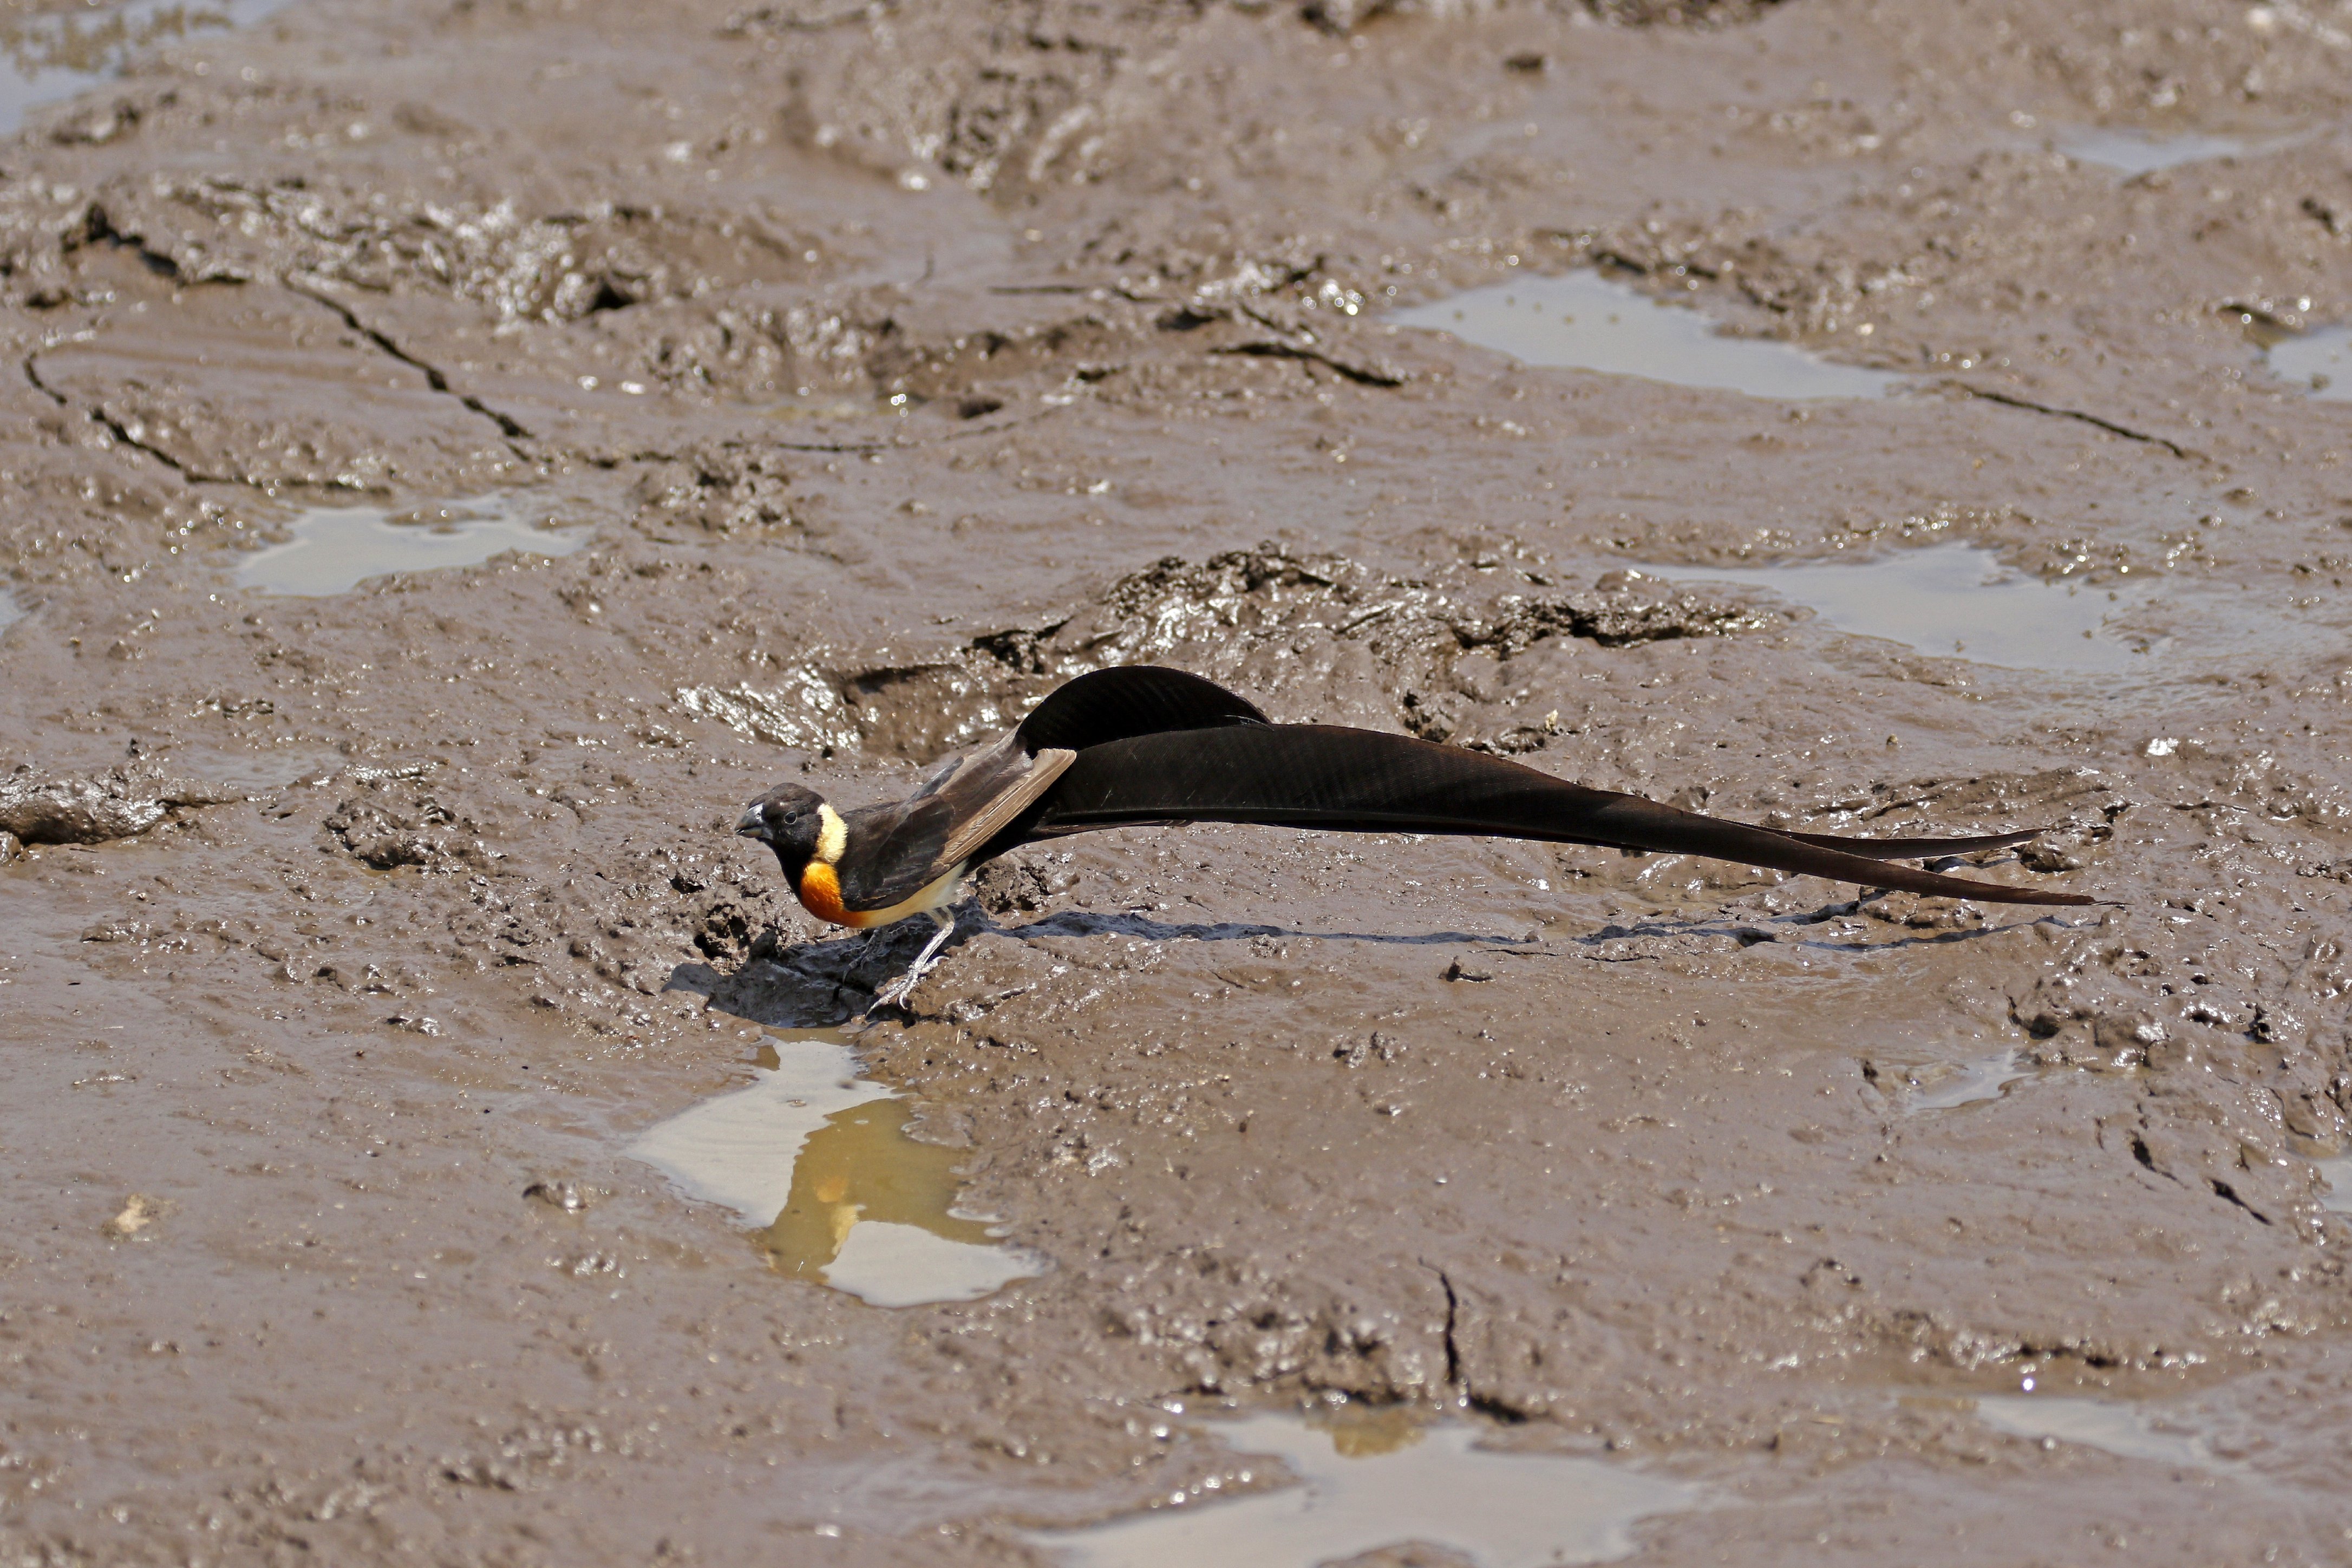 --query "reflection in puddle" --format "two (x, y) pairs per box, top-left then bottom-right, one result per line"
(1971, 1395), (2223, 1470)
(1391, 270), (1905, 401)
(1641, 543), (2151, 674)
(234, 496), (586, 596)
(1899, 1049), (2028, 1113)
(628, 1034), (1040, 1308)
(768, 1098), (1021, 1306)
(1025, 1410), (1695, 1568)
(1, 0), (292, 134)
(2268, 325), (2352, 401)
(2052, 128), (2257, 175)
(2313, 1156), (2352, 1214)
